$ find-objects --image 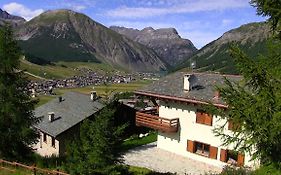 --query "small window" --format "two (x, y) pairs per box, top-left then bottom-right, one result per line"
(51, 137), (56, 148)
(43, 133), (47, 143)
(228, 120), (240, 131)
(196, 110), (212, 126)
(195, 141), (210, 157)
